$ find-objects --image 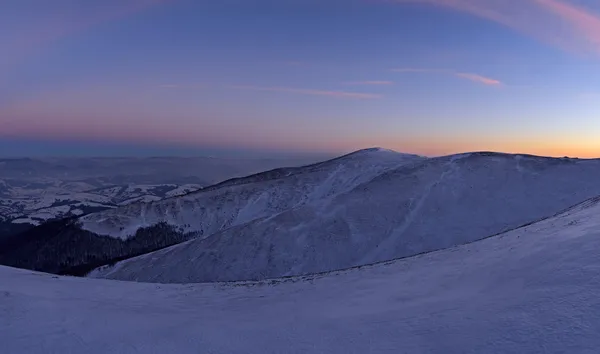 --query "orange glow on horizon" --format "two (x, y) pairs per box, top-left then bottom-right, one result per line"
(321, 135), (600, 159)
(388, 140), (600, 159)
